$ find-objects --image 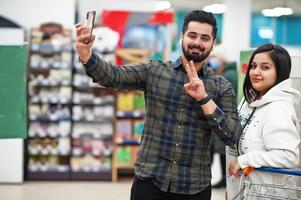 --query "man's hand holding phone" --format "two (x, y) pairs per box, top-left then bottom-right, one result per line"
(75, 11), (96, 63)
(84, 11), (96, 44)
